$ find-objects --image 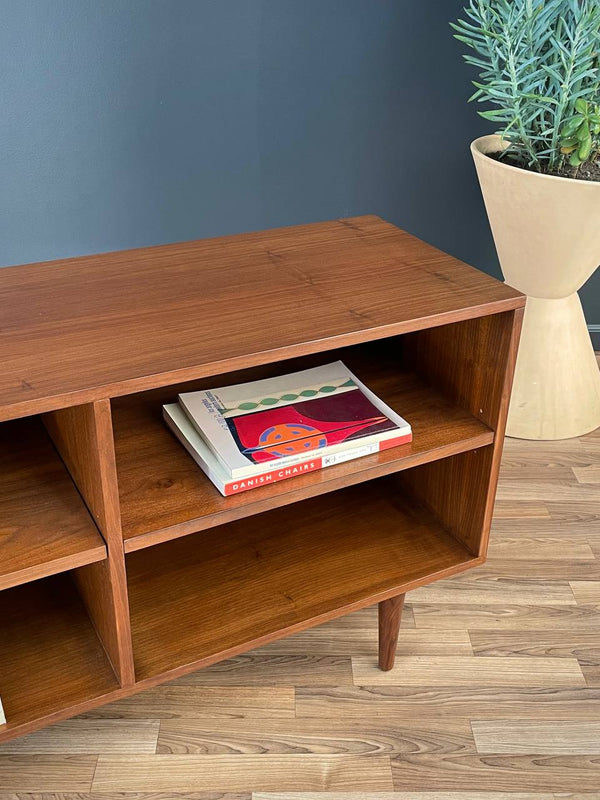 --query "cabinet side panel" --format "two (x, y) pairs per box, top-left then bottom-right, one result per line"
(403, 310), (518, 430)
(42, 401), (135, 686)
(399, 446), (494, 556)
(401, 308), (523, 556)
